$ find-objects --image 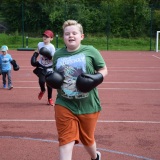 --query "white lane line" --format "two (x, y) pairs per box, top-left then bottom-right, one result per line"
(1, 81), (160, 84)
(109, 70), (160, 72)
(0, 136), (154, 160)
(0, 119), (159, 124)
(98, 88), (160, 91)
(98, 120), (160, 124)
(1, 87), (159, 90)
(0, 81), (160, 84)
(9, 87), (39, 88)
(0, 119), (55, 122)
(12, 65), (160, 68)
(109, 67), (160, 68)
(152, 55), (160, 59)
(102, 82), (160, 84)
(11, 81), (37, 82)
